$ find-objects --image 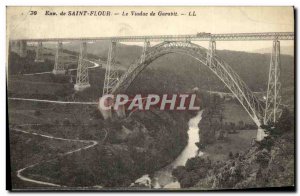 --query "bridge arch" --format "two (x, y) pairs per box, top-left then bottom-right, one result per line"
(110, 41), (264, 127)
